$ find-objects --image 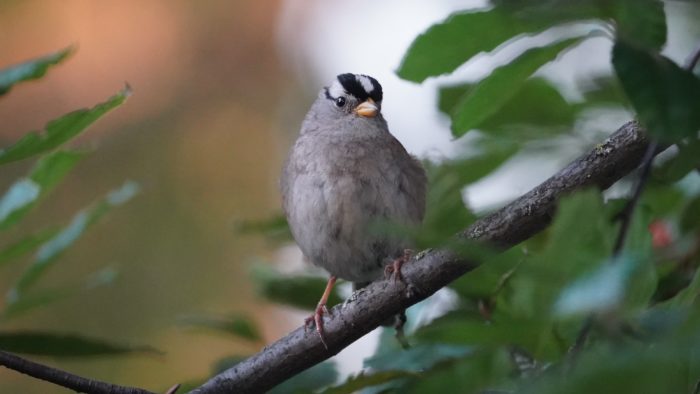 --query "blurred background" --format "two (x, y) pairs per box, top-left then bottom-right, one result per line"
(0, 1), (699, 392)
